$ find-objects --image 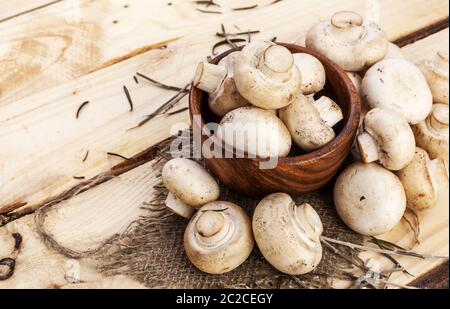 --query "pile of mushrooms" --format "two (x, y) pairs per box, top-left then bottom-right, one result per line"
(157, 10), (449, 277)
(306, 12), (448, 236)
